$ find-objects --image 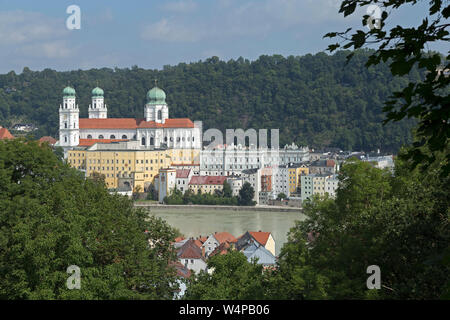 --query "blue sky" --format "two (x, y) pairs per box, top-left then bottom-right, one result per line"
(0, 0), (445, 73)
